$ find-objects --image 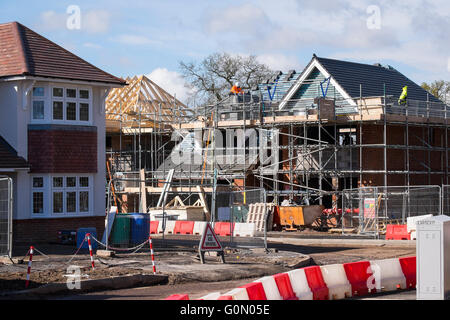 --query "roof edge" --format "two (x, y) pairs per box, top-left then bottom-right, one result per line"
(11, 21), (29, 75)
